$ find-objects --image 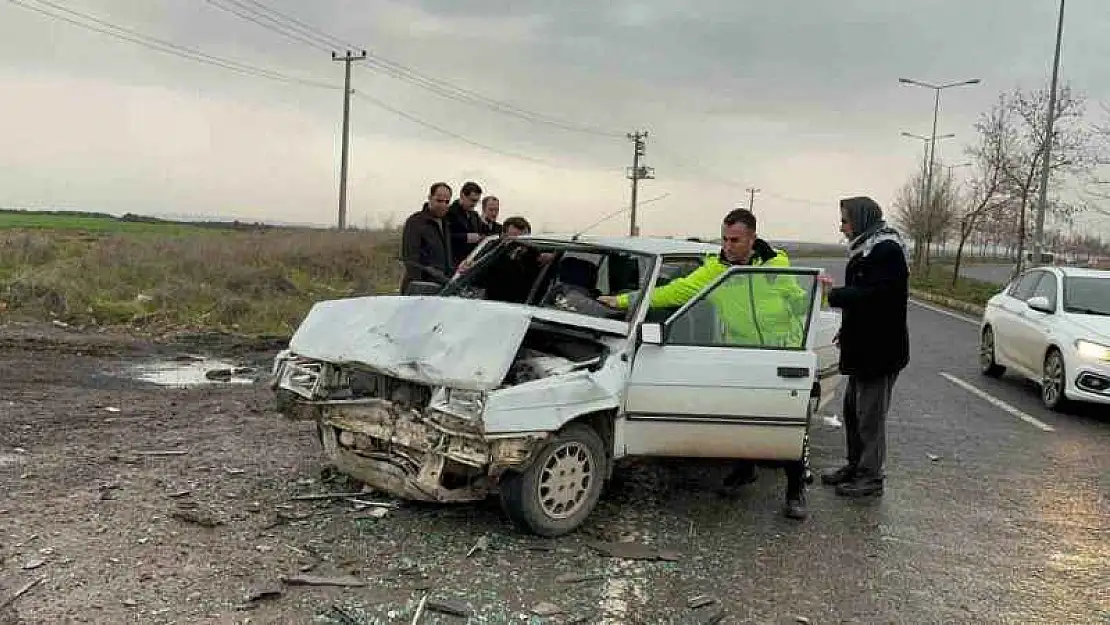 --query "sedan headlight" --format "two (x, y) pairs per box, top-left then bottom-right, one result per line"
(429, 387), (487, 419)
(1075, 340), (1110, 362)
